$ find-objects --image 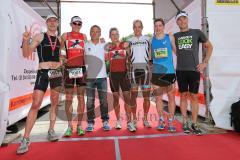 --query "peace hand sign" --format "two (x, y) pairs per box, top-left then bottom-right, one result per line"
(23, 25), (31, 41)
